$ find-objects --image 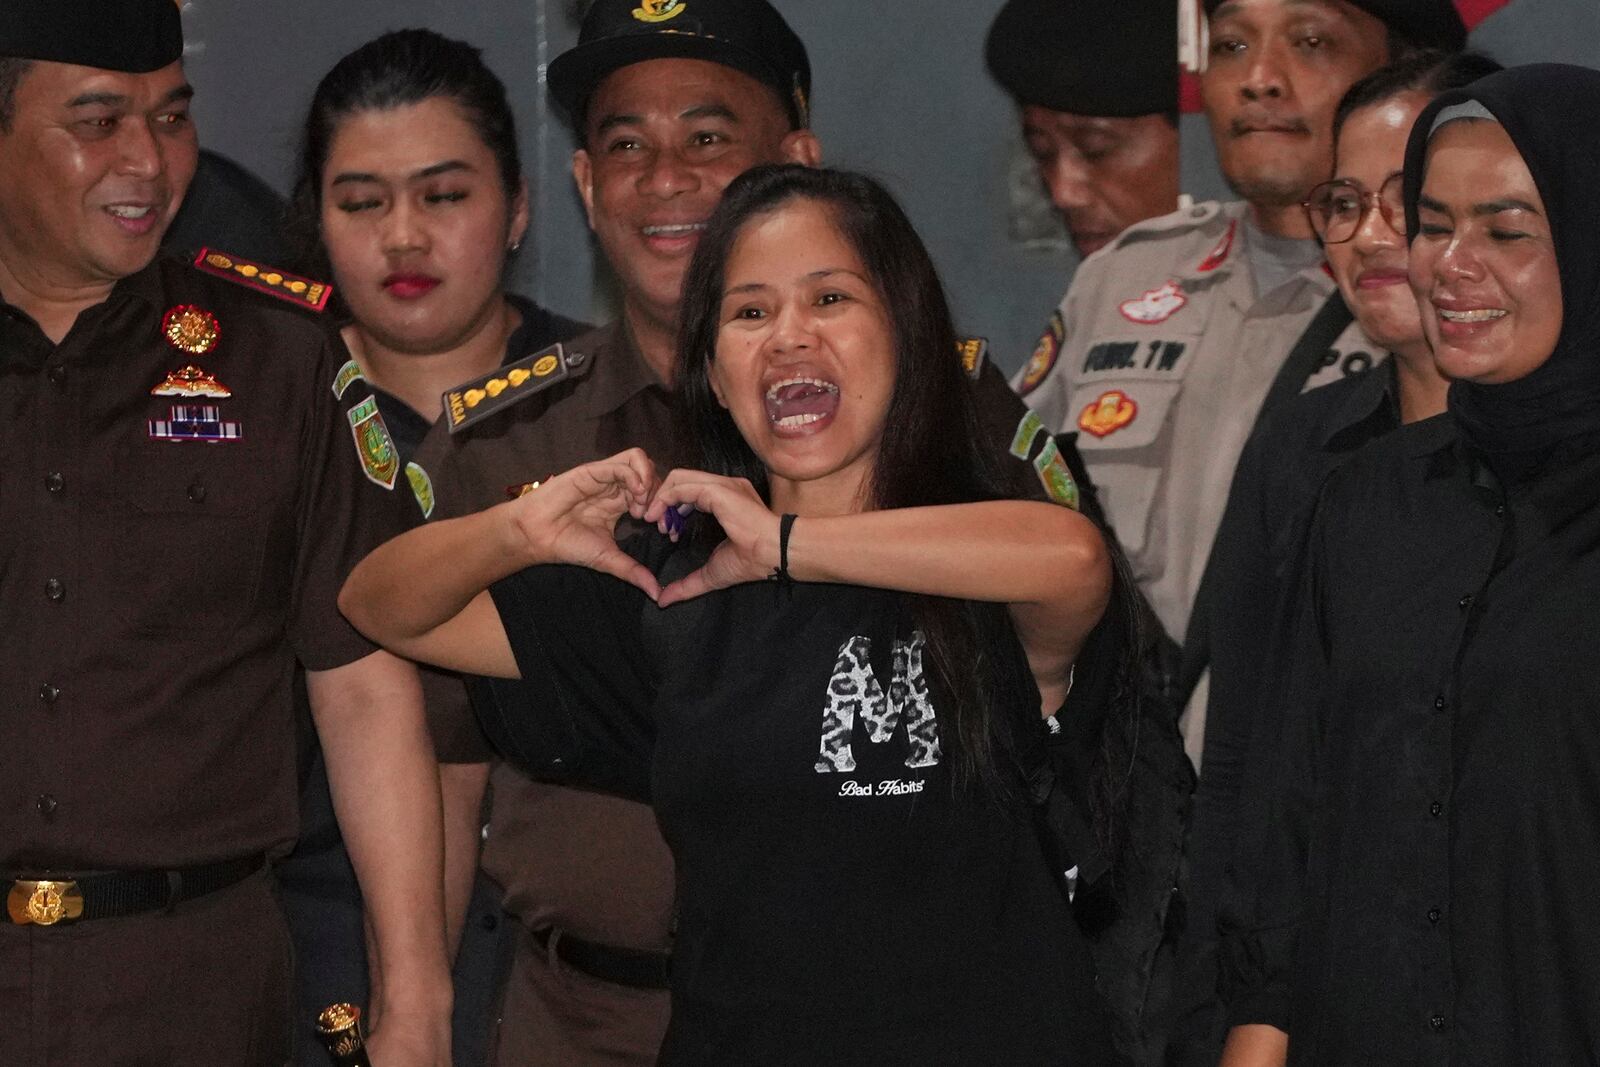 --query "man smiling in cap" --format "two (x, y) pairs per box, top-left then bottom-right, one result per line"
(0, 2), (451, 1063)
